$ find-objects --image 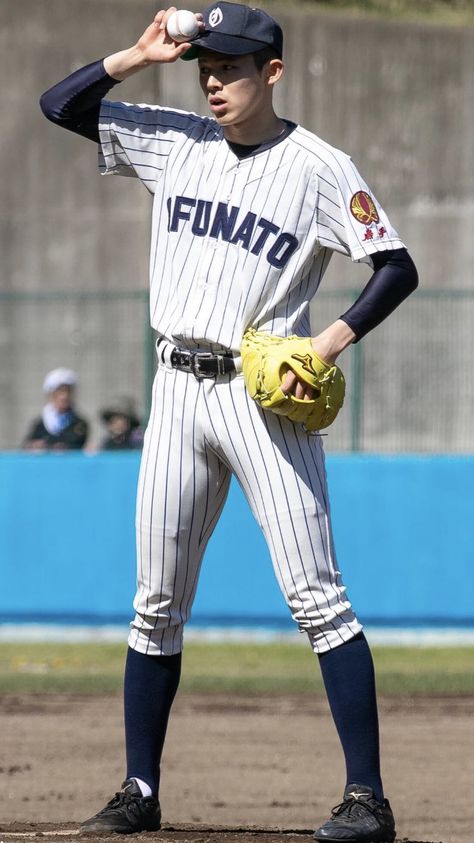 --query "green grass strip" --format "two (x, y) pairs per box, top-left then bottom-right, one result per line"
(265, 0), (474, 27)
(0, 642), (473, 696)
